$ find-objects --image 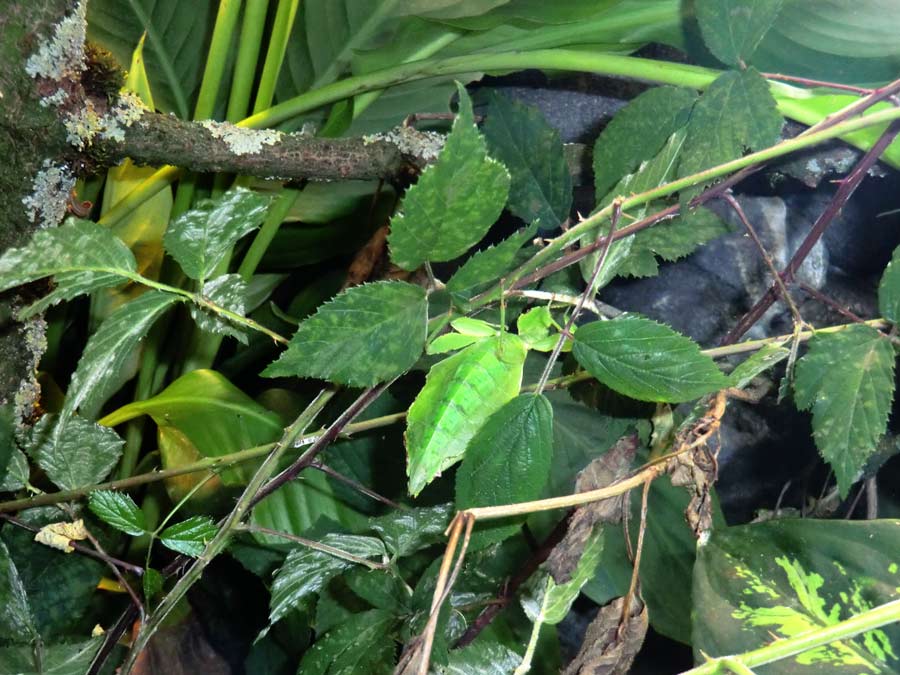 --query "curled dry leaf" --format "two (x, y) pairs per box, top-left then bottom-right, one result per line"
(34, 518), (88, 553)
(563, 596), (648, 675)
